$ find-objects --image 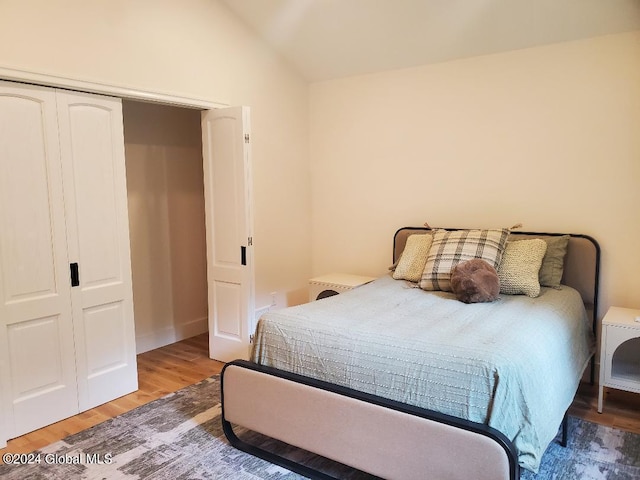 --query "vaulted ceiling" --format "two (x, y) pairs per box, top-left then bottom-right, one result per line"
(221, 0), (640, 82)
